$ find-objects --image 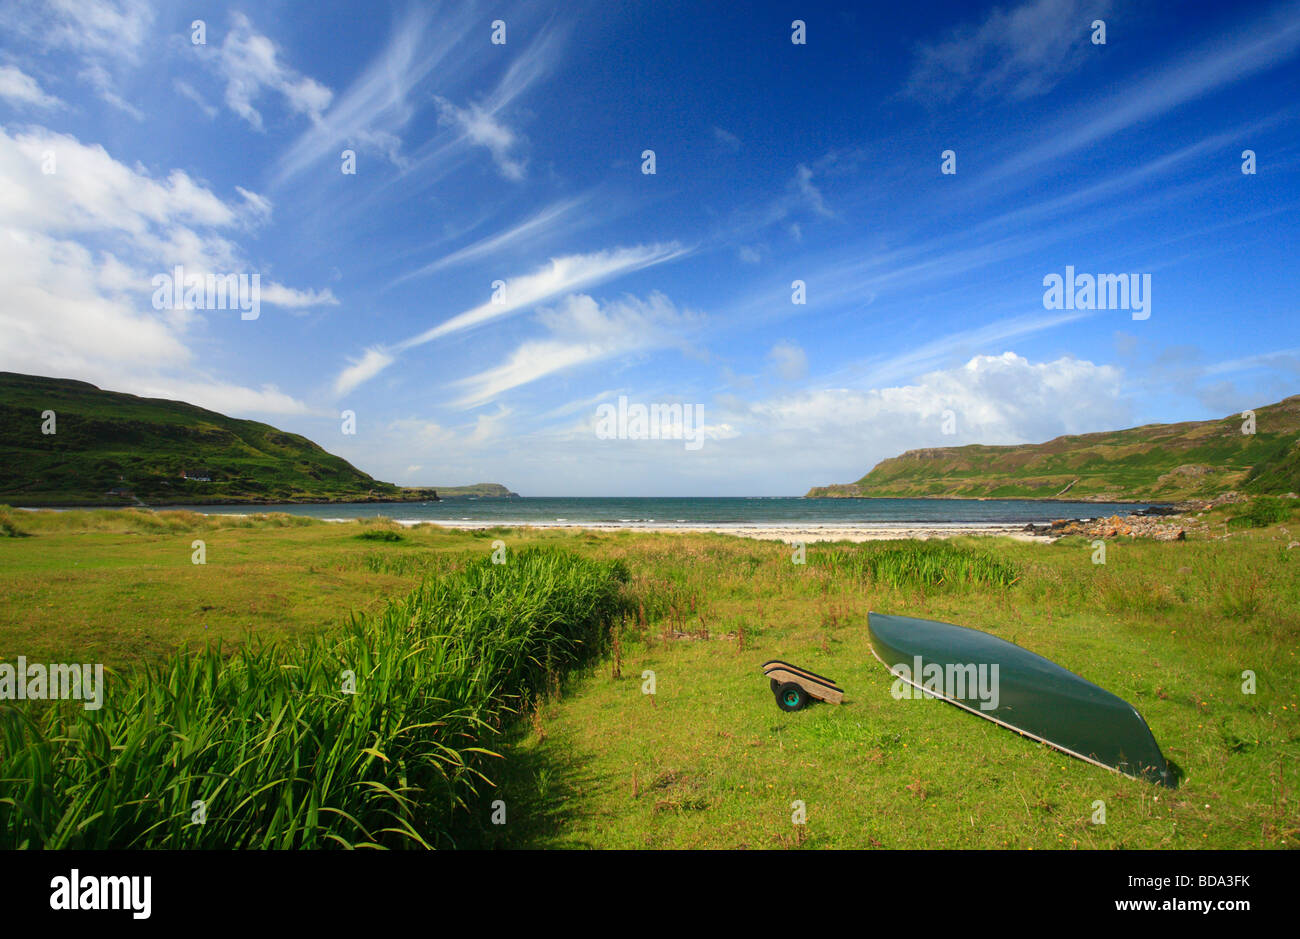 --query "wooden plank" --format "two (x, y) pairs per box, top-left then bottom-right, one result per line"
(761, 658), (839, 687)
(764, 666), (844, 704)
(763, 664), (843, 696)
